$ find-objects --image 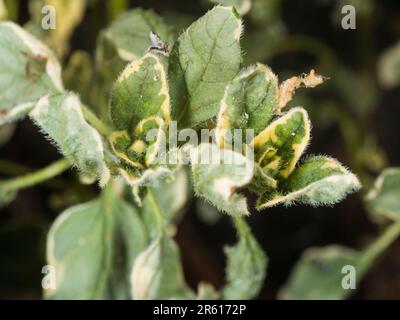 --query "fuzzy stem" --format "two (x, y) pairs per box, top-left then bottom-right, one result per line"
(81, 104), (112, 137)
(232, 215), (250, 238)
(359, 220), (400, 270)
(147, 189), (164, 233)
(1, 159), (71, 192)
